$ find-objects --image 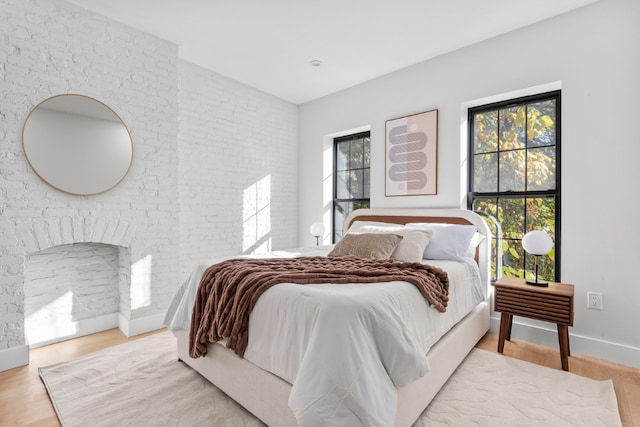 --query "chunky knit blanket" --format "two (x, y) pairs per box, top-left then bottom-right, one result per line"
(189, 256), (449, 358)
